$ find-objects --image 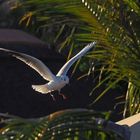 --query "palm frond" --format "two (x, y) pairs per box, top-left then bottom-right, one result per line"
(14, 0), (140, 116)
(0, 109), (129, 140)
